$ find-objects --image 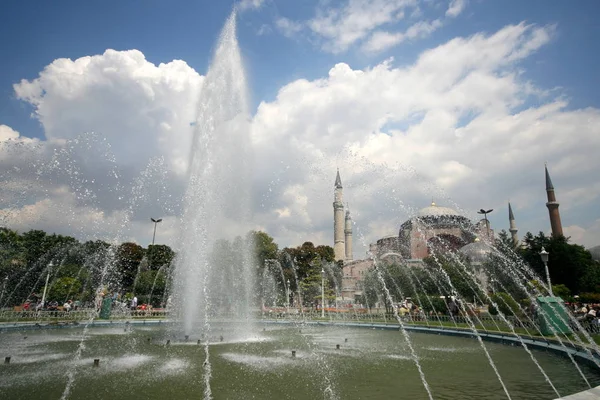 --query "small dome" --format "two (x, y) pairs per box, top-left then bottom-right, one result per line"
(589, 245), (600, 261)
(417, 202), (460, 218)
(459, 240), (492, 263)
